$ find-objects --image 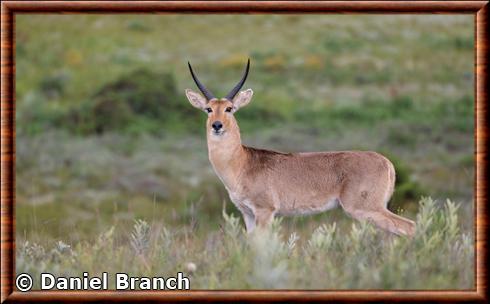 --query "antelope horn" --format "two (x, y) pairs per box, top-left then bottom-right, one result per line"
(188, 62), (215, 101)
(225, 58), (250, 101)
